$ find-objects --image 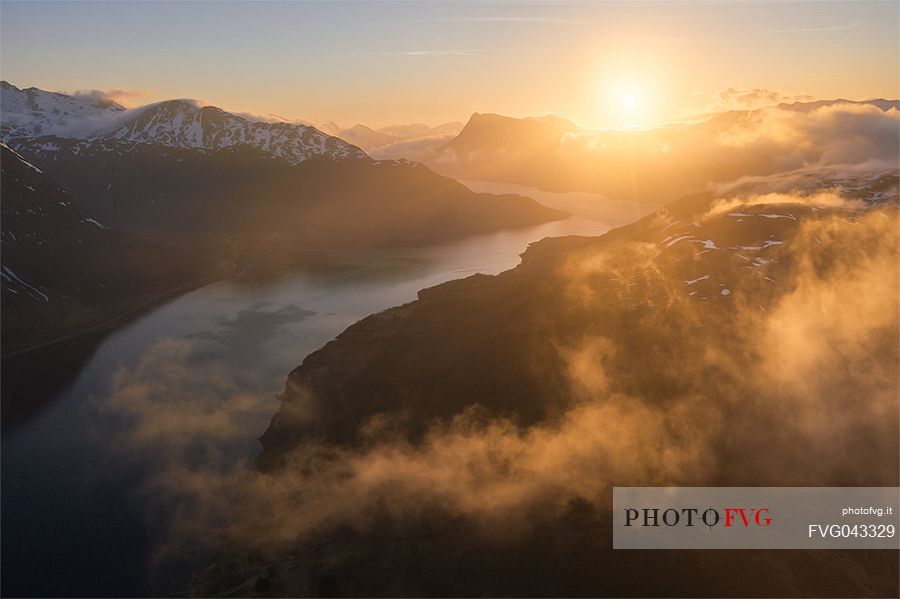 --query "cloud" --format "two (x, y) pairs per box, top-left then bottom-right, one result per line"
(229, 393), (712, 548)
(711, 87), (816, 112)
(369, 133), (456, 161)
(424, 16), (600, 25)
(87, 302), (314, 588)
(708, 160), (900, 196)
(704, 190), (868, 218)
(398, 50), (477, 56)
(212, 180), (897, 552)
(712, 102), (900, 166)
(542, 101), (899, 203)
(771, 22), (863, 33)
(72, 87), (151, 108)
(355, 49), (482, 57)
